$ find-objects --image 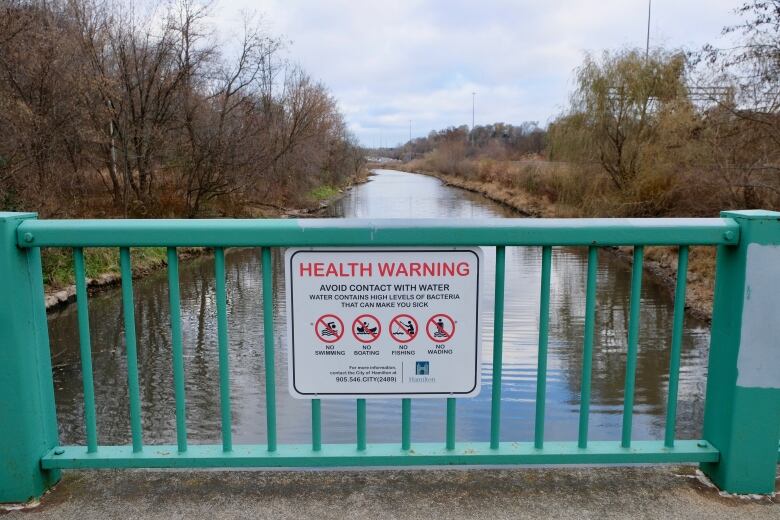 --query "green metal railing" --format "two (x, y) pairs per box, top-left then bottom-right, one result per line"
(1, 211), (779, 503)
